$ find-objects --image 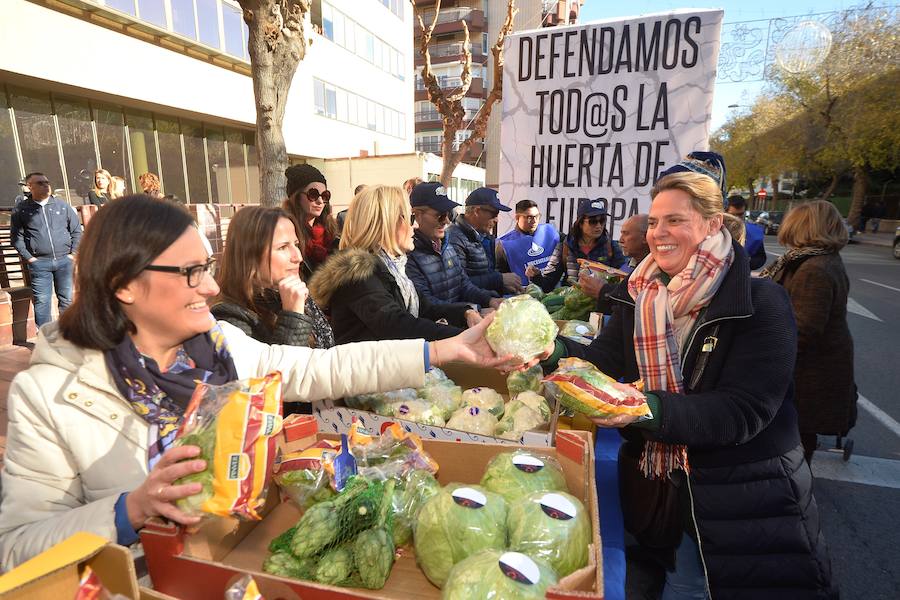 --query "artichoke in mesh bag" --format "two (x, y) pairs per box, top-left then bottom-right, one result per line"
(414, 484), (508, 588)
(485, 295), (558, 362)
(480, 451), (567, 505)
(314, 546), (354, 585)
(263, 551), (315, 580)
(442, 550), (558, 600)
(352, 480), (396, 589)
(461, 387), (505, 418)
(508, 491), (591, 577)
(290, 501), (340, 558)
